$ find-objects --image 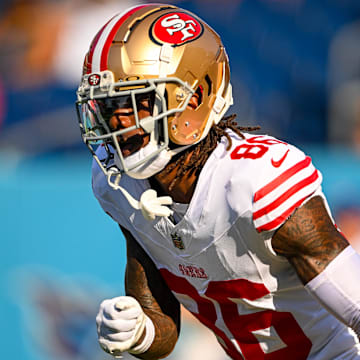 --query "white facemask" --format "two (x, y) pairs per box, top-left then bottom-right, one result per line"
(114, 142), (172, 179)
